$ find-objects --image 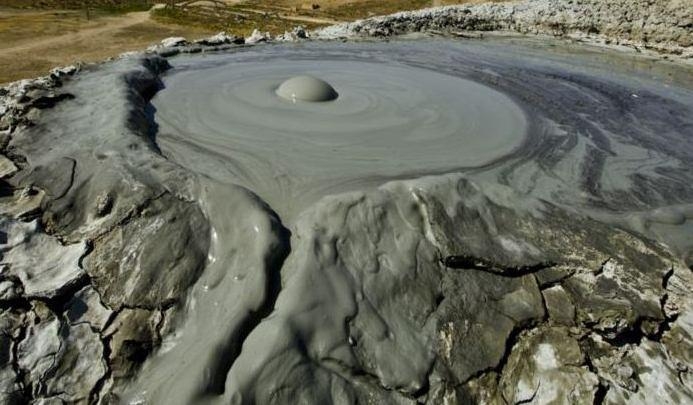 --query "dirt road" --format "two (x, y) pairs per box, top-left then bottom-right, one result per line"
(0, 8), (213, 84)
(236, 6), (342, 25)
(0, 11), (150, 58)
